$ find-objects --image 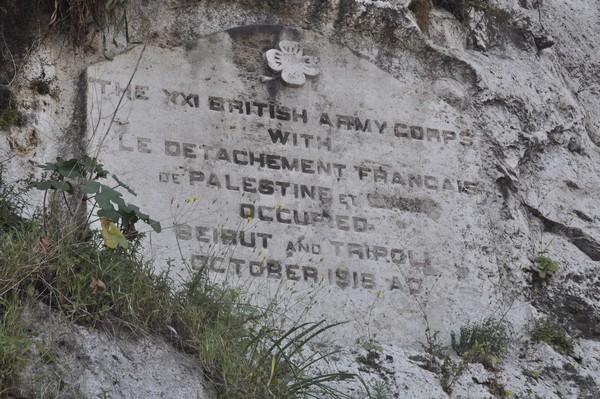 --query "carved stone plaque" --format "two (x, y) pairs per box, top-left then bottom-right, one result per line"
(86, 26), (494, 345)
